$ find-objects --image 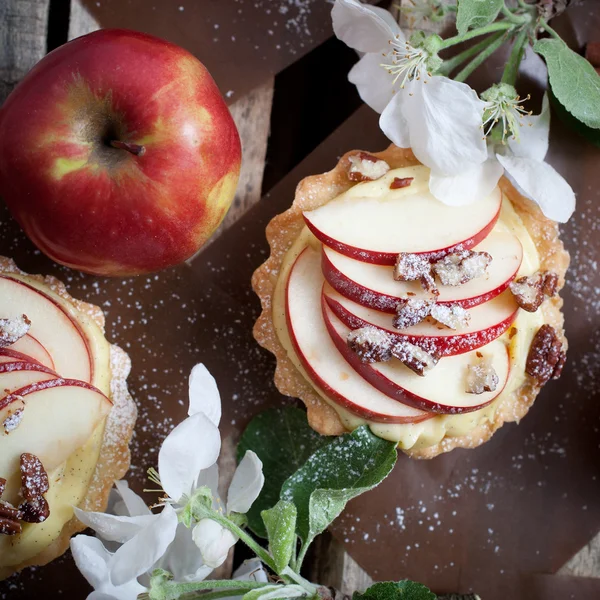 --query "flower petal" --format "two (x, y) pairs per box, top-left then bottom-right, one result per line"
(407, 77), (488, 175)
(155, 521), (214, 582)
(429, 159), (504, 206)
(233, 558), (269, 583)
(188, 363), (221, 426)
(226, 451), (265, 514)
(349, 52), (395, 114)
(509, 93), (550, 161)
(496, 154), (576, 223)
(379, 90), (411, 147)
(111, 504), (179, 586)
(196, 462), (220, 498)
(159, 412), (221, 503)
(70, 535), (147, 600)
(74, 508), (156, 544)
(332, 0), (401, 53)
(192, 518), (238, 569)
(113, 480), (151, 517)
